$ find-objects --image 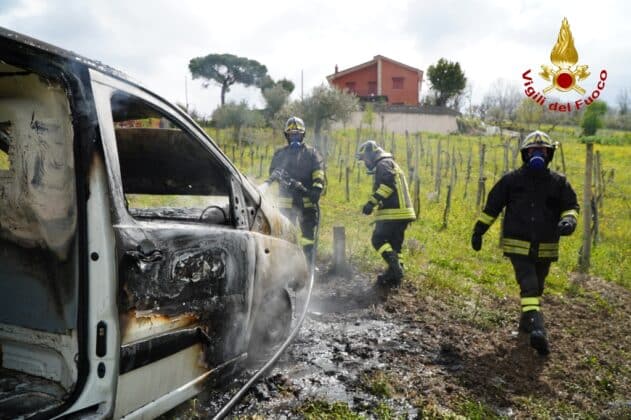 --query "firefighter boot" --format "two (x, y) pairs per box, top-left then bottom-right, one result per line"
(383, 251), (404, 288)
(522, 310), (550, 355)
(518, 311), (532, 333)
